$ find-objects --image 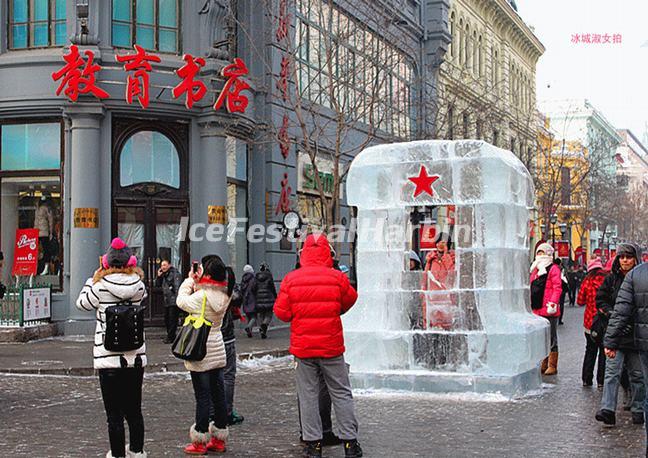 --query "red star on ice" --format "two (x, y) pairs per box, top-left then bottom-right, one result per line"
(408, 165), (440, 198)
